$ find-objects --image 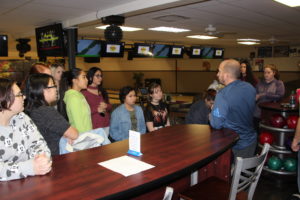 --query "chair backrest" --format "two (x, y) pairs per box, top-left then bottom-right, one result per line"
(229, 143), (270, 200)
